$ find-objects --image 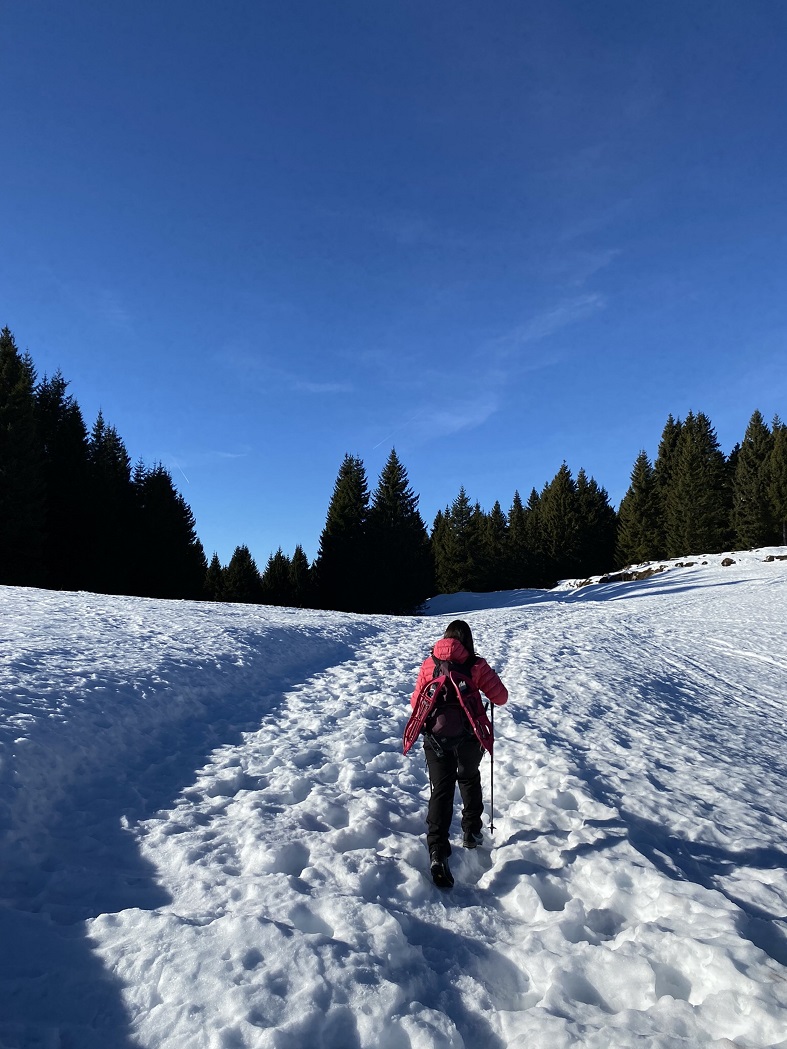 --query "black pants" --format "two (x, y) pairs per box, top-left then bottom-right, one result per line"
(424, 736), (484, 856)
